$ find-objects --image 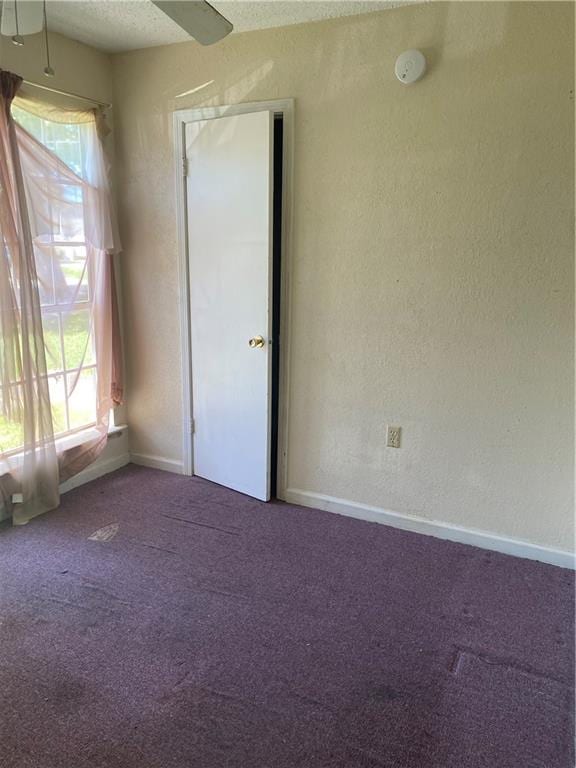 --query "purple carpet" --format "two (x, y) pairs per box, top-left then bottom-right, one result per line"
(0, 464), (573, 767)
